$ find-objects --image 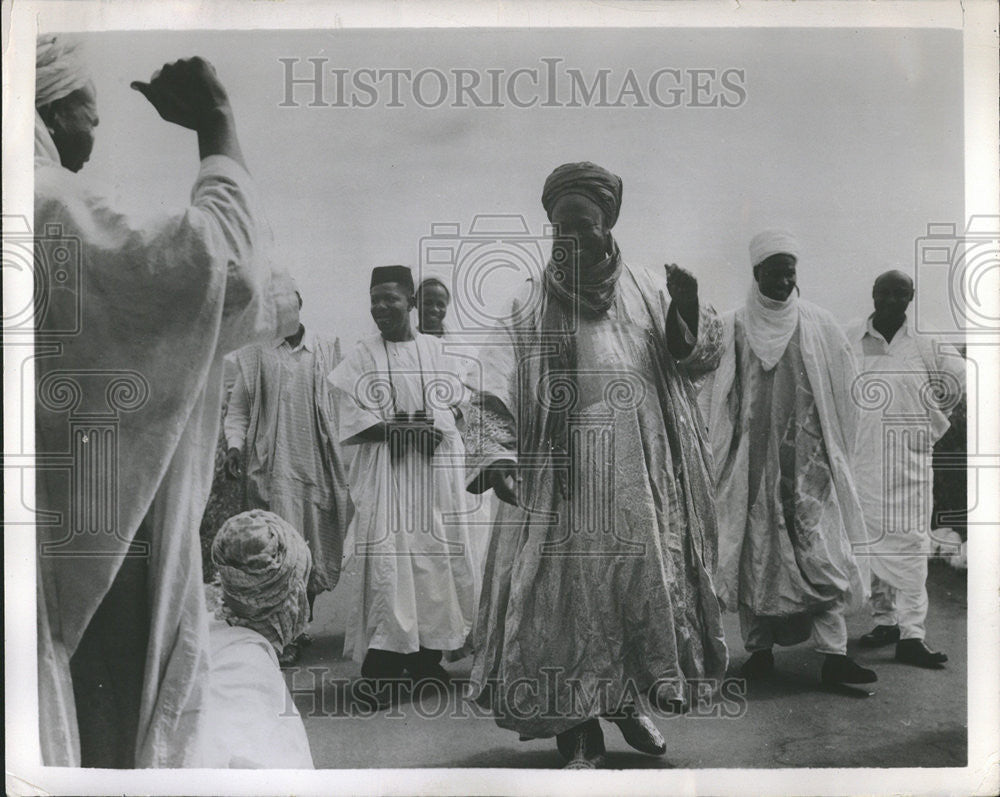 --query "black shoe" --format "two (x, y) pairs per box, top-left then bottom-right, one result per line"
(557, 719), (606, 769)
(821, 654), (878, 685)
(895, 639), (948, 669)
(859, 624), (900, 648)
(739, 649), (775, 680)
